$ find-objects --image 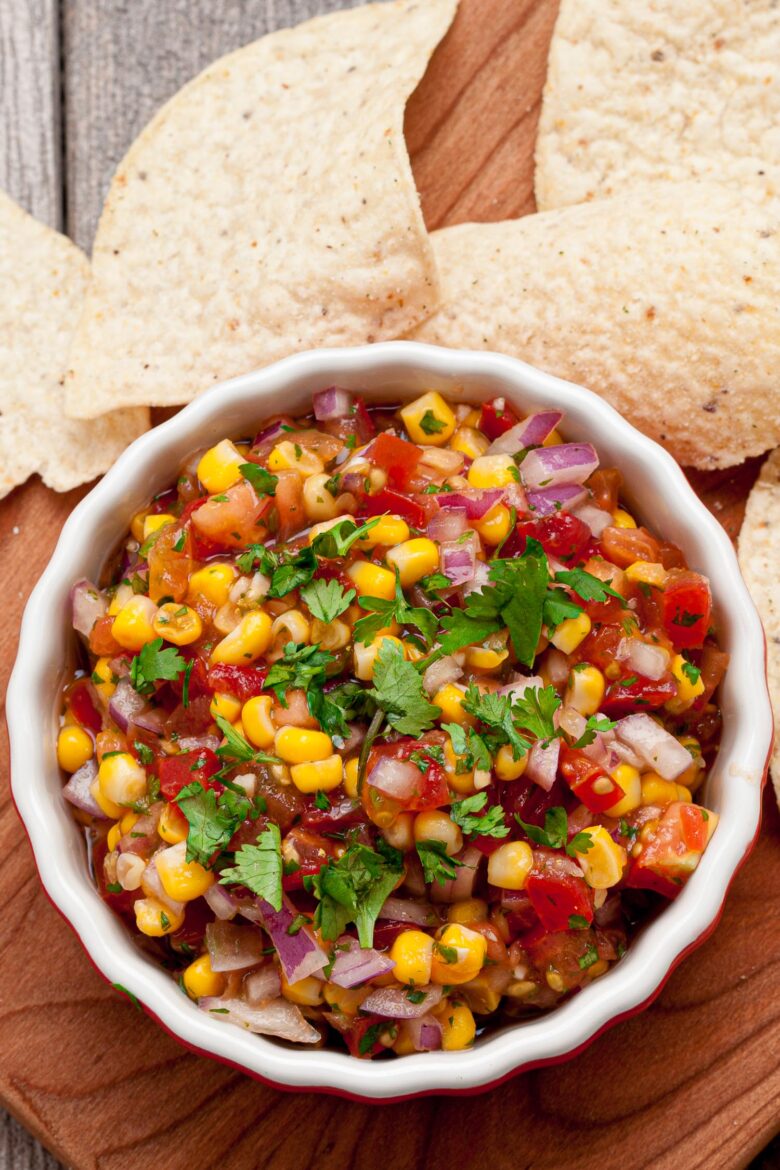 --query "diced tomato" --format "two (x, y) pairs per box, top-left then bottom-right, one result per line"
(679, 803), (709, 851)
(148, 486), (178, 515)
(158, 748), (221, 800)
(169, 899), (213, 955)
(367, 433), (421, 491)
(364, 739), (450, 813)
(524, 928), (602, 991)
(599, 525), (662, 569)
(66, 678), (103, 735)
(88, 614), (123, 657)
(281, 861), (323, 891)
(163, 695), (214, 738)
(500, 774), (574, 829)
(628, 801), (711, 889)
(694, 644), (729, 708)
(574, 623), (623, 671)
(510, 513), (592, 563)
(191, 480), (270, 549)
(525, 851), (594, 933)
(558, 746), (623, 813)
(301, 794), (364, 832)
(480, 399), (519, 441)
(623, 861), (683, 899)
(273, 469), (304, 542)
(170, 652), (211, 701)
(372, 920), (421, 948)
(662, 570), (712, 650)
(336, 1013), (389, 1059)
(353, 396), (377, 442)
(358, 487), (427, 529)
(180, 498), (226, 560)
(312, 561), (353, 591)
(601, 674), (678, 717)
(586, 468), (622, 513)
(206, 663), (268, 702)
